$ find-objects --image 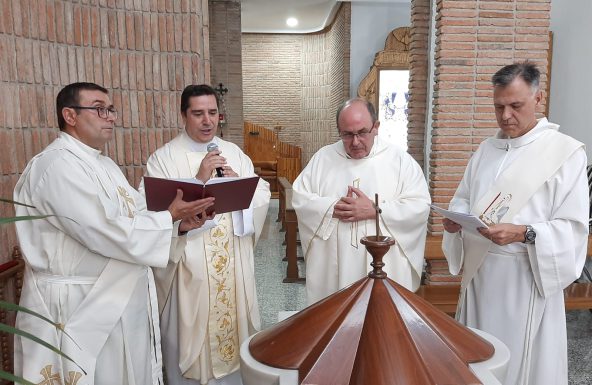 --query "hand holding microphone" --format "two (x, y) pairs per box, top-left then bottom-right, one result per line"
(206, 143), (224, 177)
